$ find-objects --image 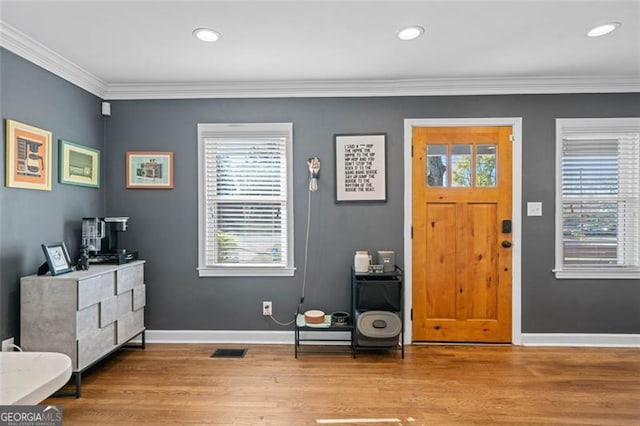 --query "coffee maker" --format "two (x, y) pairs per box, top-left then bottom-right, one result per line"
(82, 217), (138, 264)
